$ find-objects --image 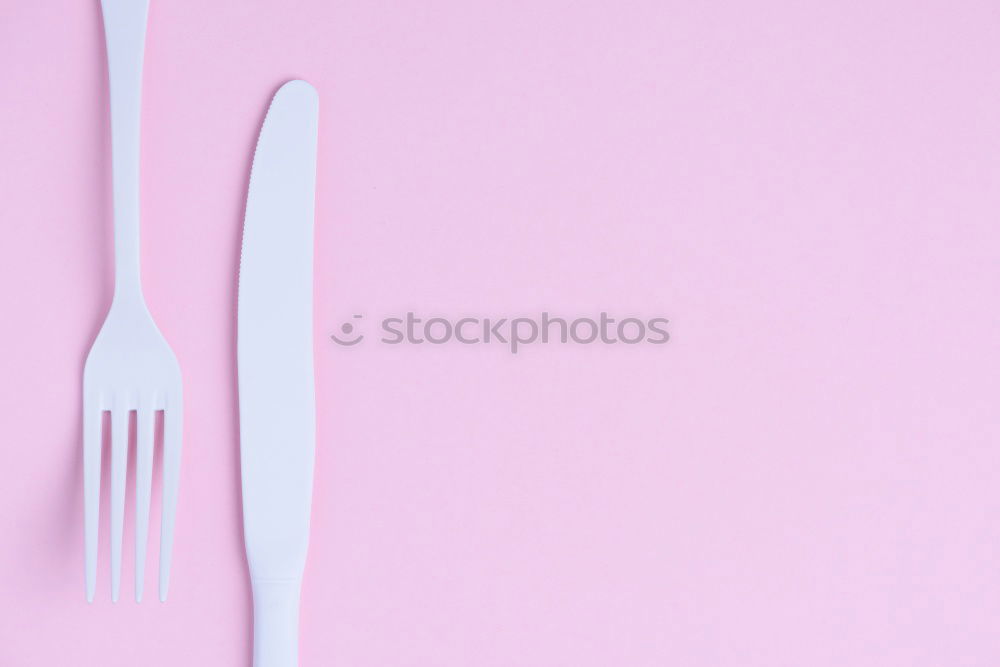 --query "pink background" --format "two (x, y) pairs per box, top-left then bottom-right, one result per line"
(3, 1), (1000, 664)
